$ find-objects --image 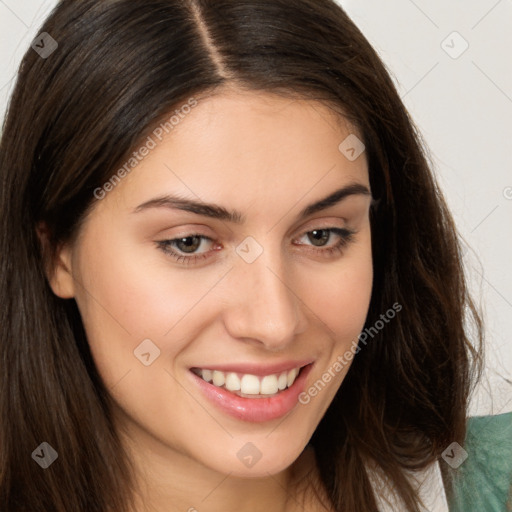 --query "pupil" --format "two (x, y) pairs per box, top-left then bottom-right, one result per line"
(178, 236), (200, 253)
(310, 229), (328, 246)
